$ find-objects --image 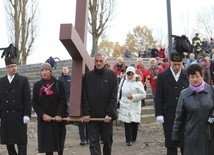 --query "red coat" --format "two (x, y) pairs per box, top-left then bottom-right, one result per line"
(158, 48), (165, 58)
(161, 63), (169, 71)
(136, 64), (149, 85)
(112, 63), (126, 77)
(147, 65), (164, 93)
